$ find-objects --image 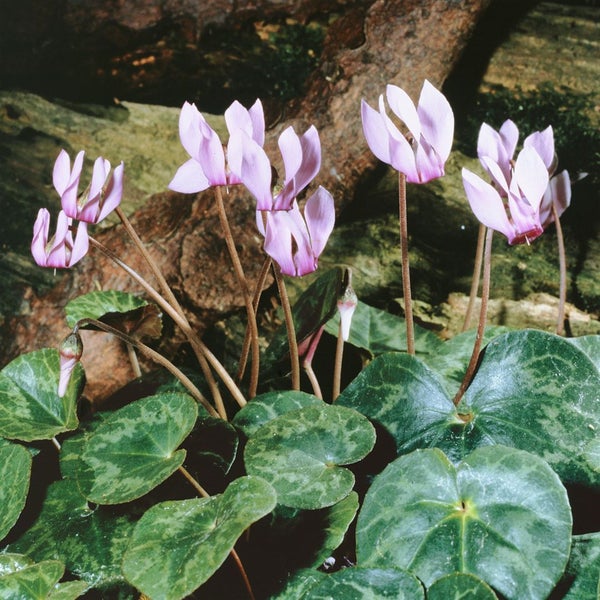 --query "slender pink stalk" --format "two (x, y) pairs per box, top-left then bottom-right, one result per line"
(332, 321), (345, 401)
(398, 172), (415, 354)
(552, 203), (567, 336)
(453, 227), (494, 407)
(462, 223), (486, 332)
